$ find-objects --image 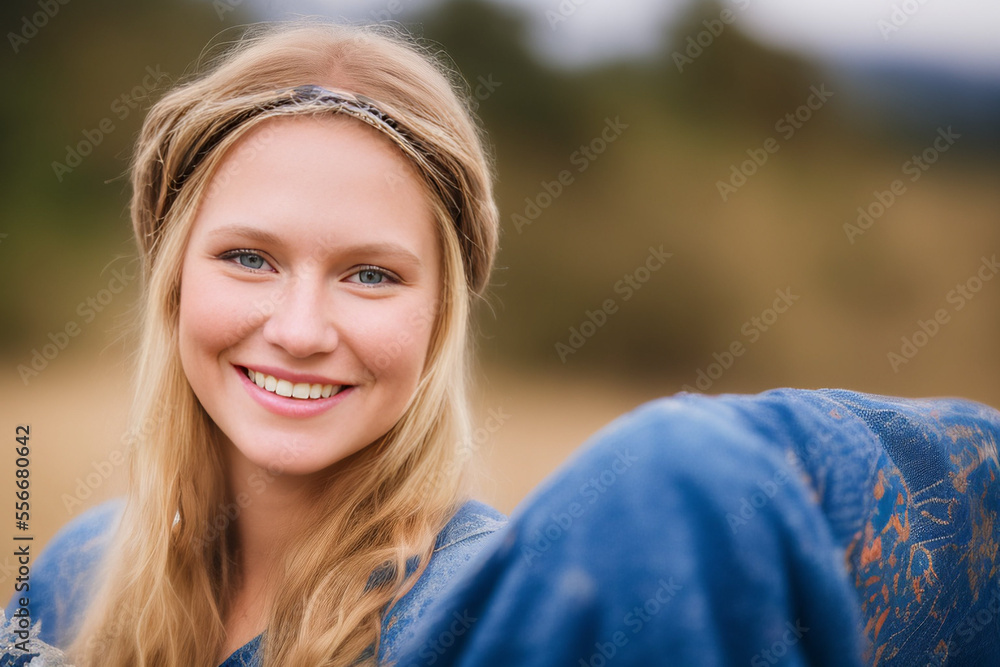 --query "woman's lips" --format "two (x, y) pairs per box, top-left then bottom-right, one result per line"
(243, 366), (342, 399)
(235, 365), (354, 417)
